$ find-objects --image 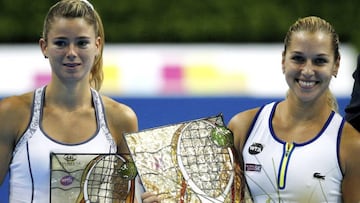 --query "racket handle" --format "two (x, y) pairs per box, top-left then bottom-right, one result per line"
(126, 179), (136, 203)
(179, 179), (187, 203)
